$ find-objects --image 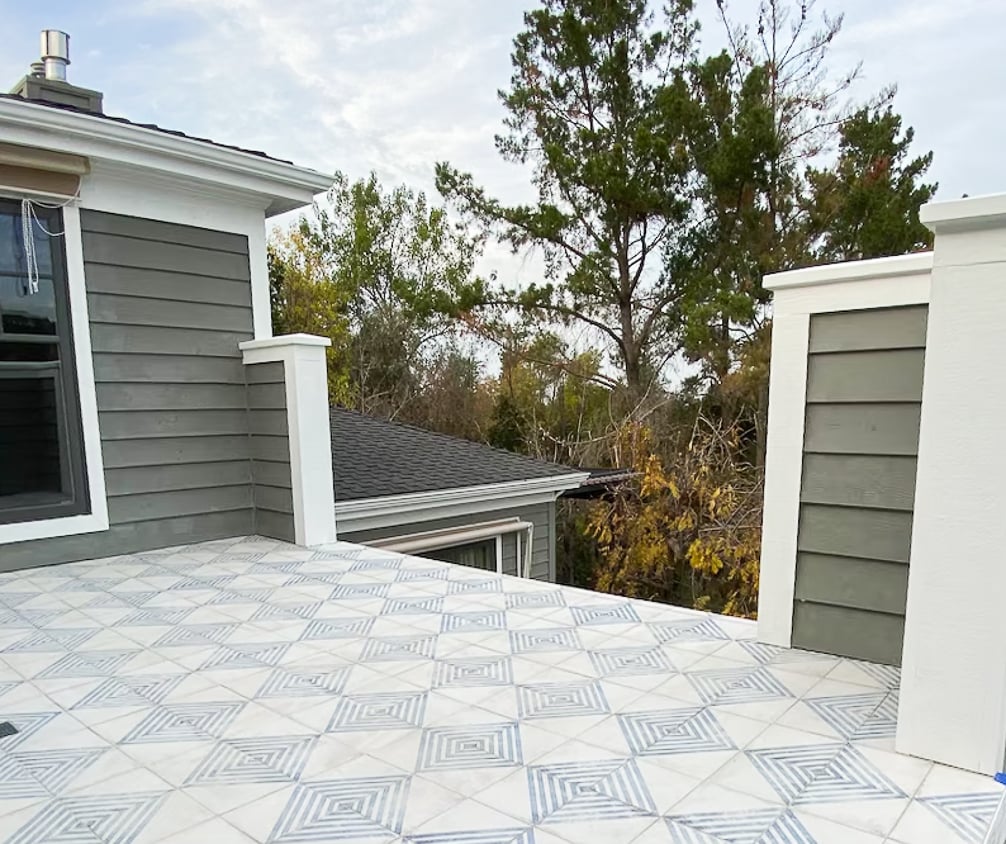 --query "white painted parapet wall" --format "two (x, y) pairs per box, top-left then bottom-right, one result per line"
(240, 334), (337, 547)
(897, 194), (1006, 775)
(758, 191), (1006, 775)
(757, 253), (933, 647)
